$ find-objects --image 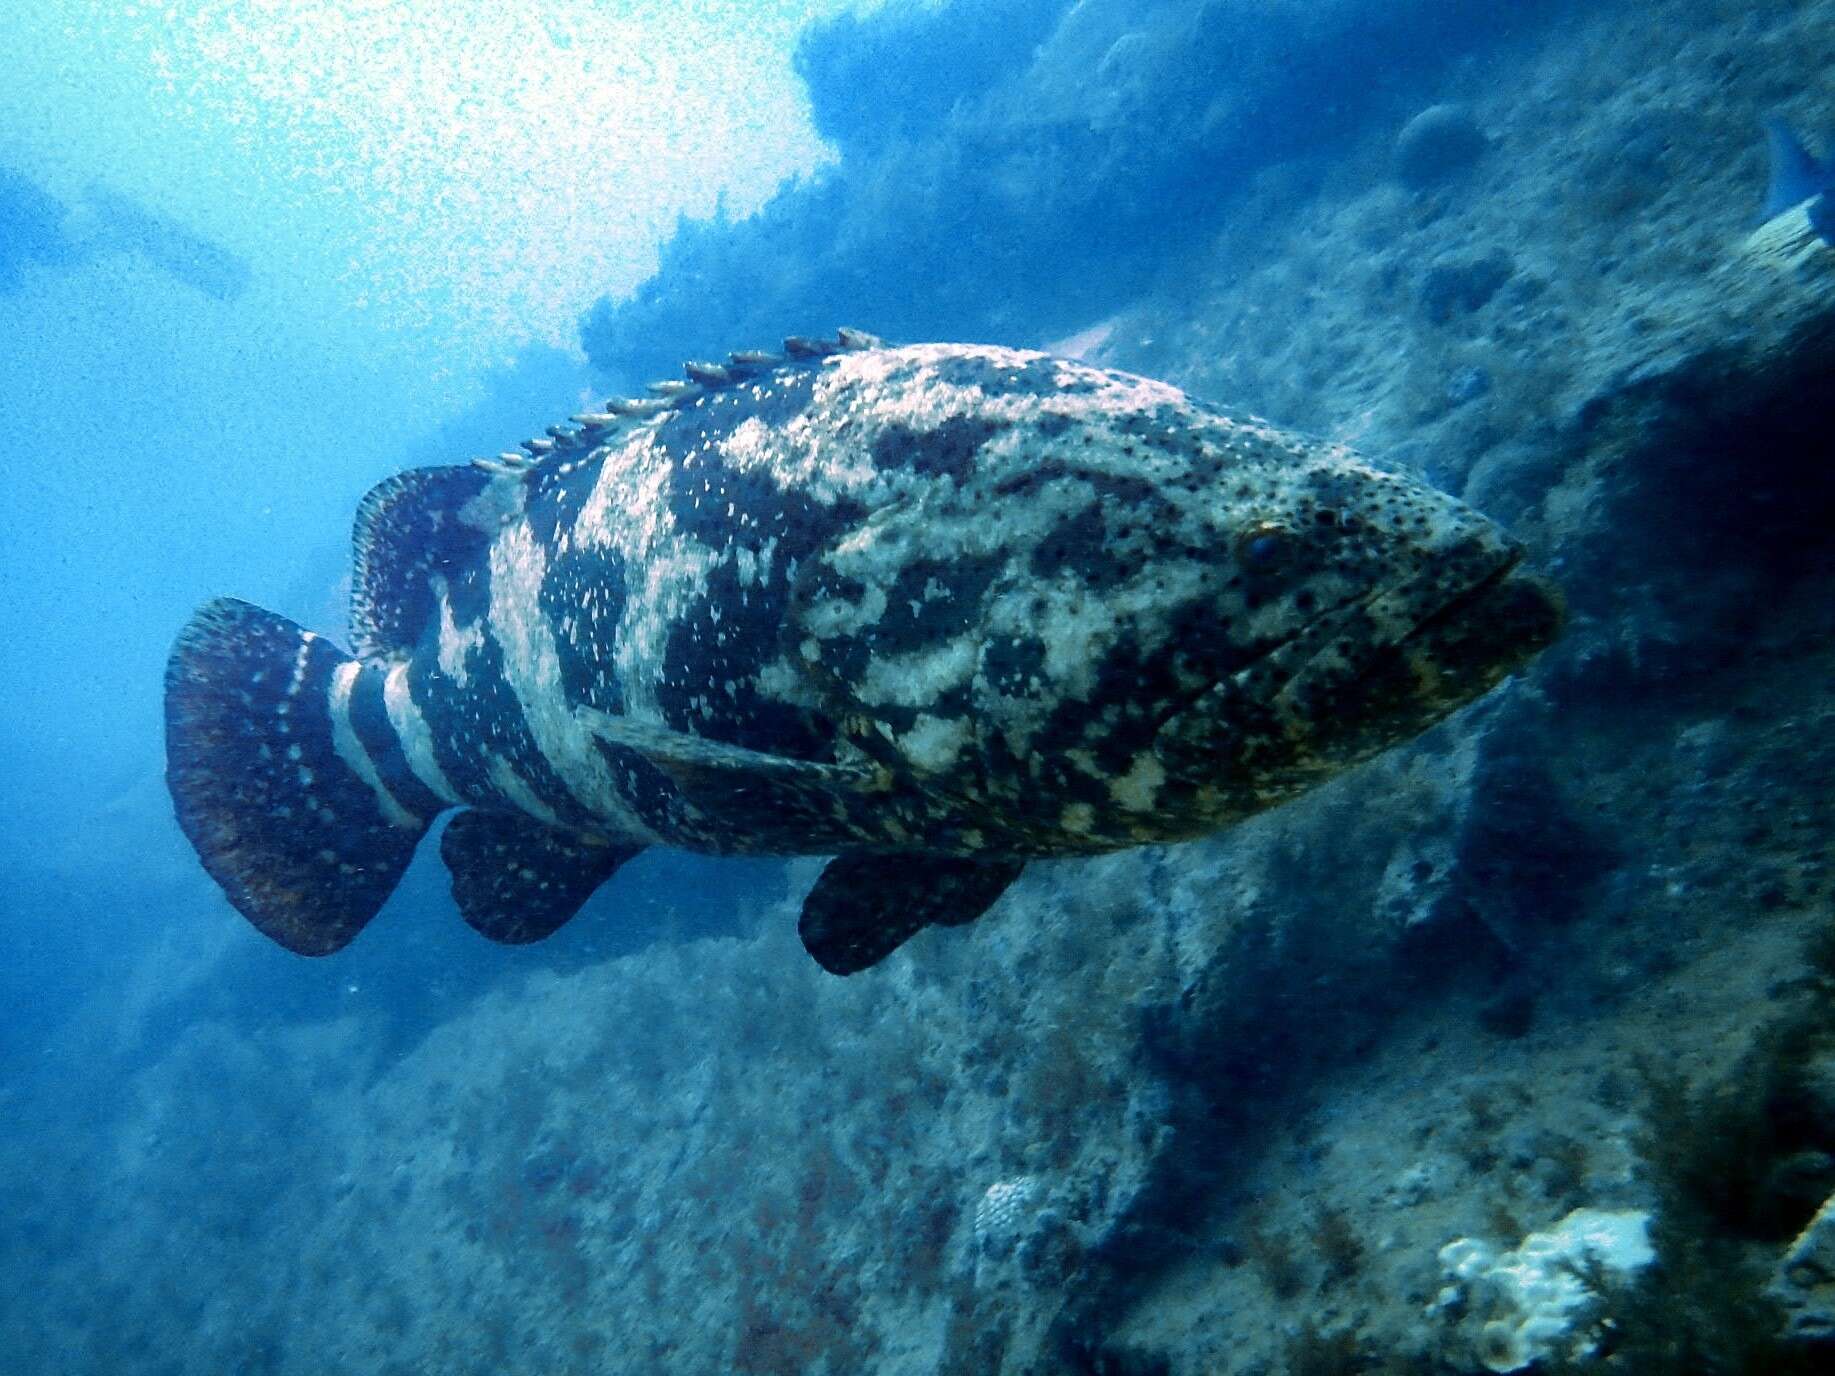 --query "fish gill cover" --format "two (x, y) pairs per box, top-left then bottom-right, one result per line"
(581, 0), (1571, 380)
